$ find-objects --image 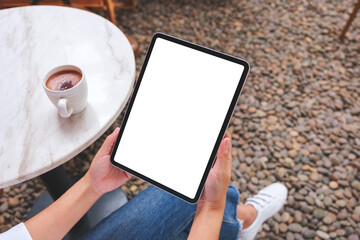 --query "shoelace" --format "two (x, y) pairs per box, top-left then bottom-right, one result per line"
(246, 192), (275, 208)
